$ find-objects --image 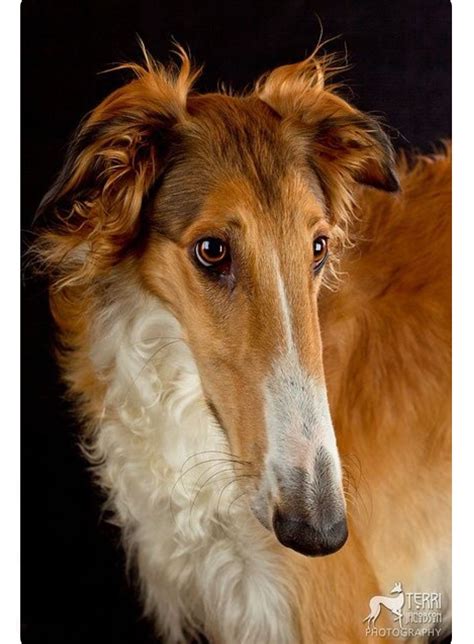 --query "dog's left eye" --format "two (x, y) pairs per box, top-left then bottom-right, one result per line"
(313, 236), (329, 272)
(194, 238), (230, 273)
